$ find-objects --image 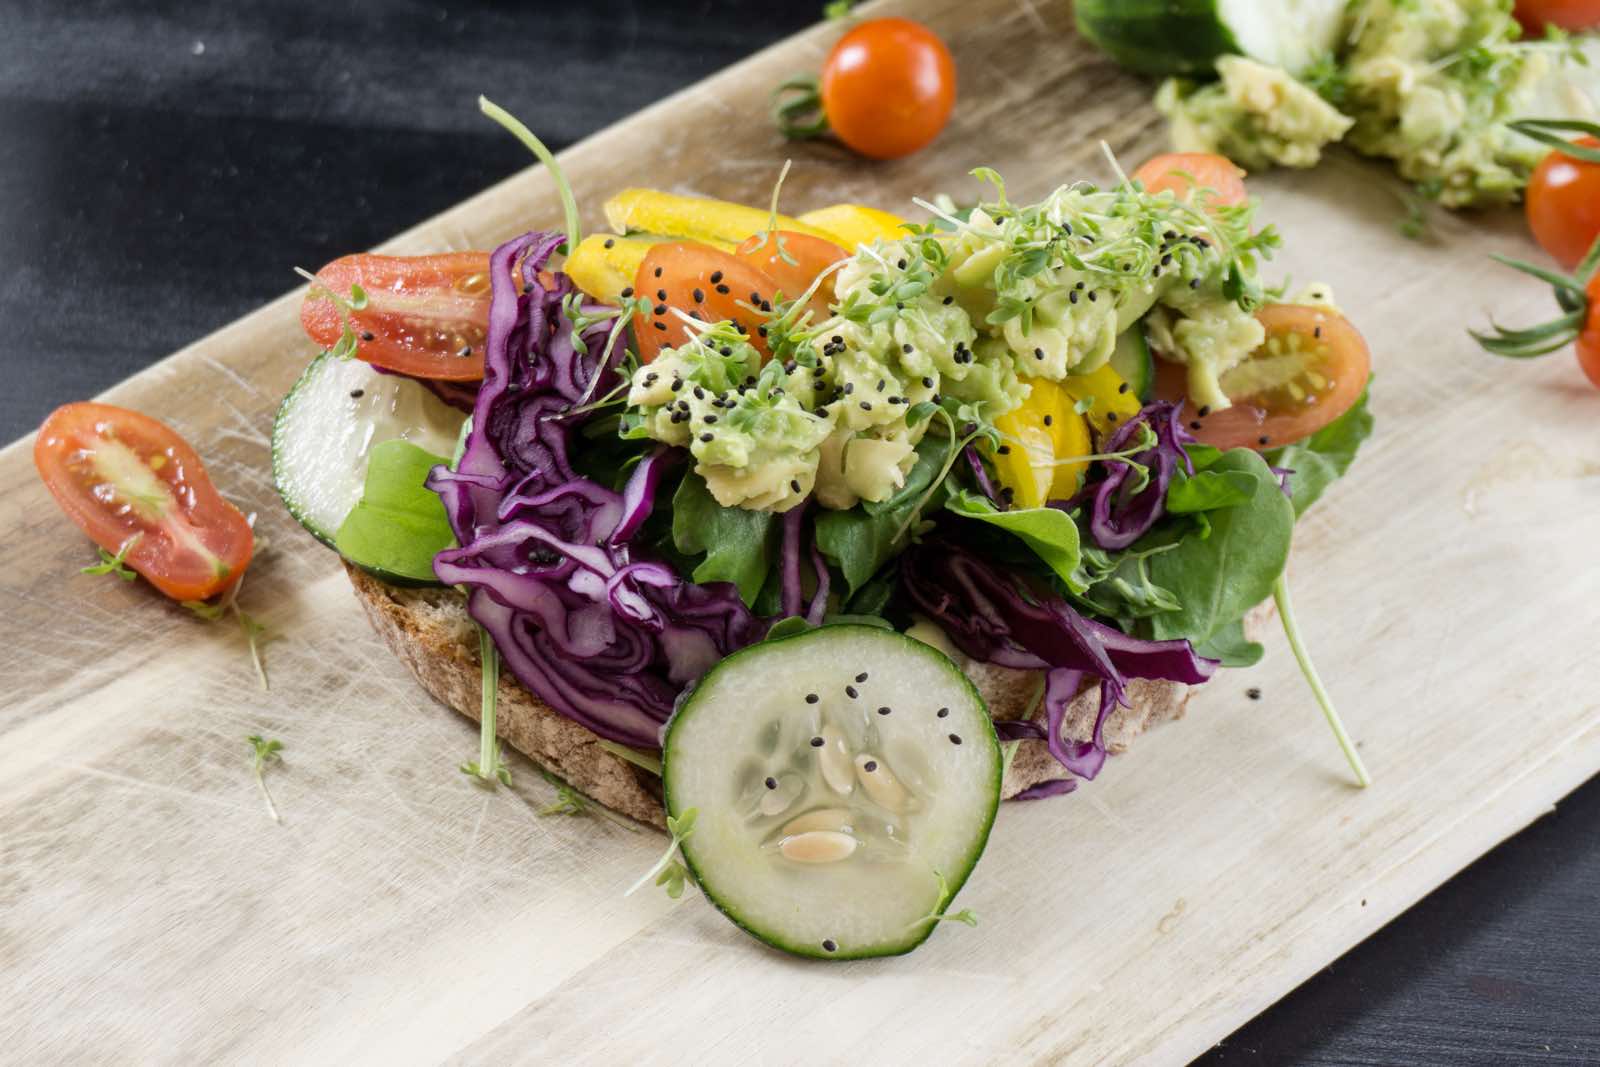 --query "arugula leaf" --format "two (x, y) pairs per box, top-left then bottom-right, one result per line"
(815, 441), (943, 596)
(1165, 467), (1258, 514)
(944, 490), (1085, 593)
(671, 472), (776, 607)
(335, 440), (456, 583)
(1266, 387), (1373, 517)
(1146, 449), (1294, 646)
